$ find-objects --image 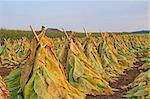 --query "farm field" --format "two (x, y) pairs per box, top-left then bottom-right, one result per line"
(0, 29), (150, 99)
(0, 0), (149, 98)
(0, 29), (104, 40)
